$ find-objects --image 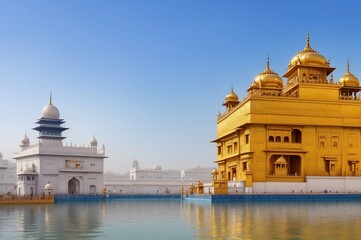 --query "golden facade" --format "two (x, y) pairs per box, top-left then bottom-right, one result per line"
(214, 34), (361, 192)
